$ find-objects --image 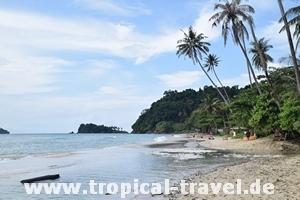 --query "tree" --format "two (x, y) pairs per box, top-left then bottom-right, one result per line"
(249, 93), (280, 129)
(200, 94), (222, 131)
(295, 22), (300, 50)
(248, 38), (282, 110)
(279, 92), (300, 133)
(204, 54), (231, 103)
(278, 0), (300, 95)
(229, 87), (257, 128)
(209, 0), (262, 95)
(176, 26), (229, 104)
